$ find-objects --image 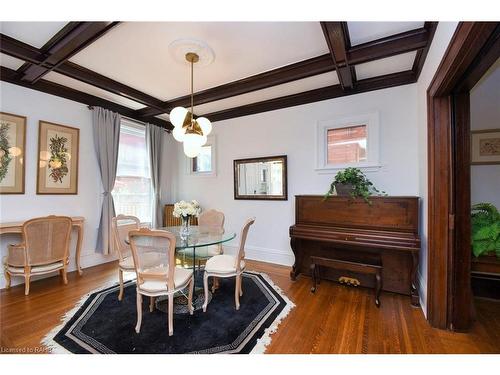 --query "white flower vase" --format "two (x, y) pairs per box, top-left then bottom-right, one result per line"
(180, 215), (191, 239)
